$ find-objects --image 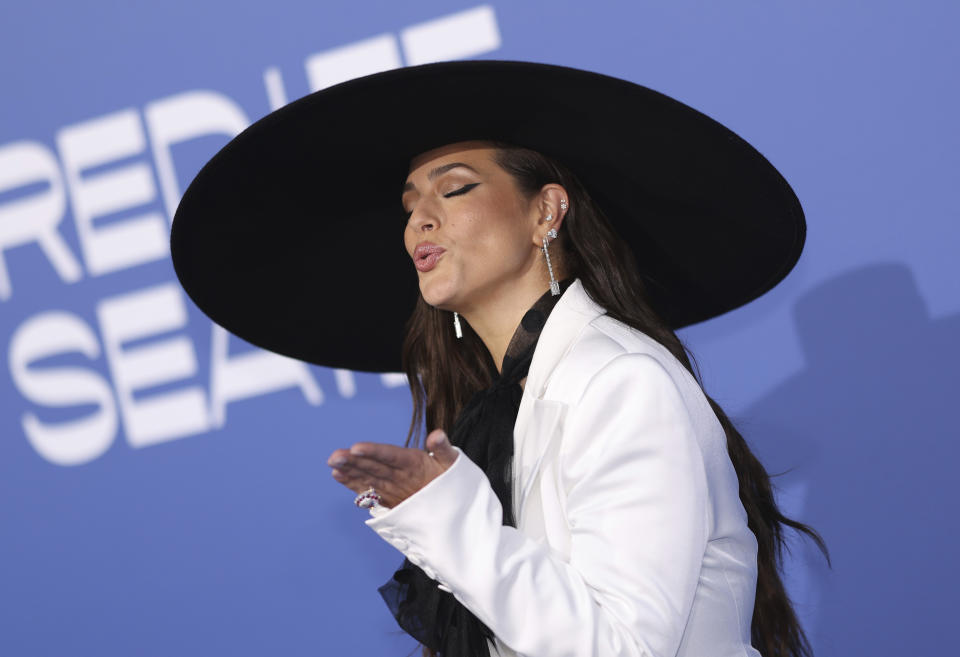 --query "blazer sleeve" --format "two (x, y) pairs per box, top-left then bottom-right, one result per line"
(365, 352), (710, 657)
